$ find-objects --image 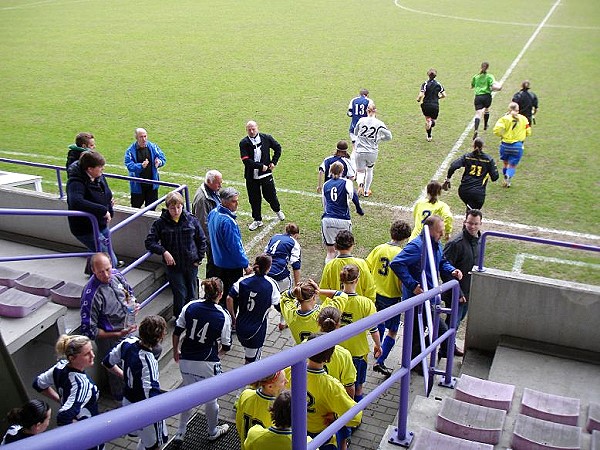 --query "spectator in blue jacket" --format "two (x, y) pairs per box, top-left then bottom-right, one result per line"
(145, 191), (206, 319)
(390, 215), (463, 369)
(208, 187), (252, 317)
(124, 128), (166, 209)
